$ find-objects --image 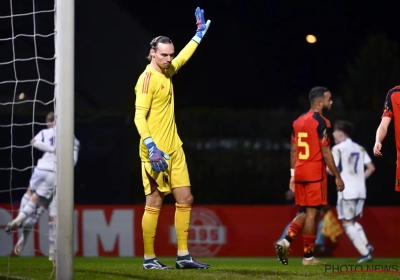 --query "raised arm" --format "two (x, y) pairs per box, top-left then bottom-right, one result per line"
(168, 7), (211, 76)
